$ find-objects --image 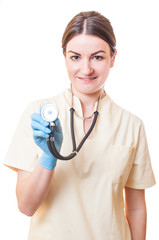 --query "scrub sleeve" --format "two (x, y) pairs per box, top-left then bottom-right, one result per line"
(4, 100), (51, 172)
(126, 123), (155, 189)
